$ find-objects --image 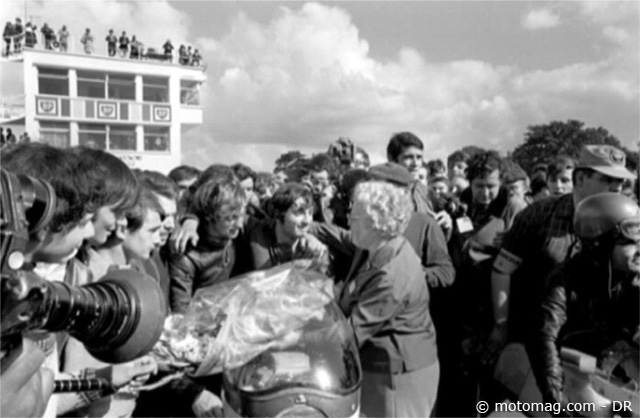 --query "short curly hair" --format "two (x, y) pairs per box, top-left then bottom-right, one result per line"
(353, 181), (412, 238)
